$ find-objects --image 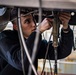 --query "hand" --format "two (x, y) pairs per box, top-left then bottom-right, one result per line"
(59, 12), (71, 29)
(38, 18), (53, 33)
